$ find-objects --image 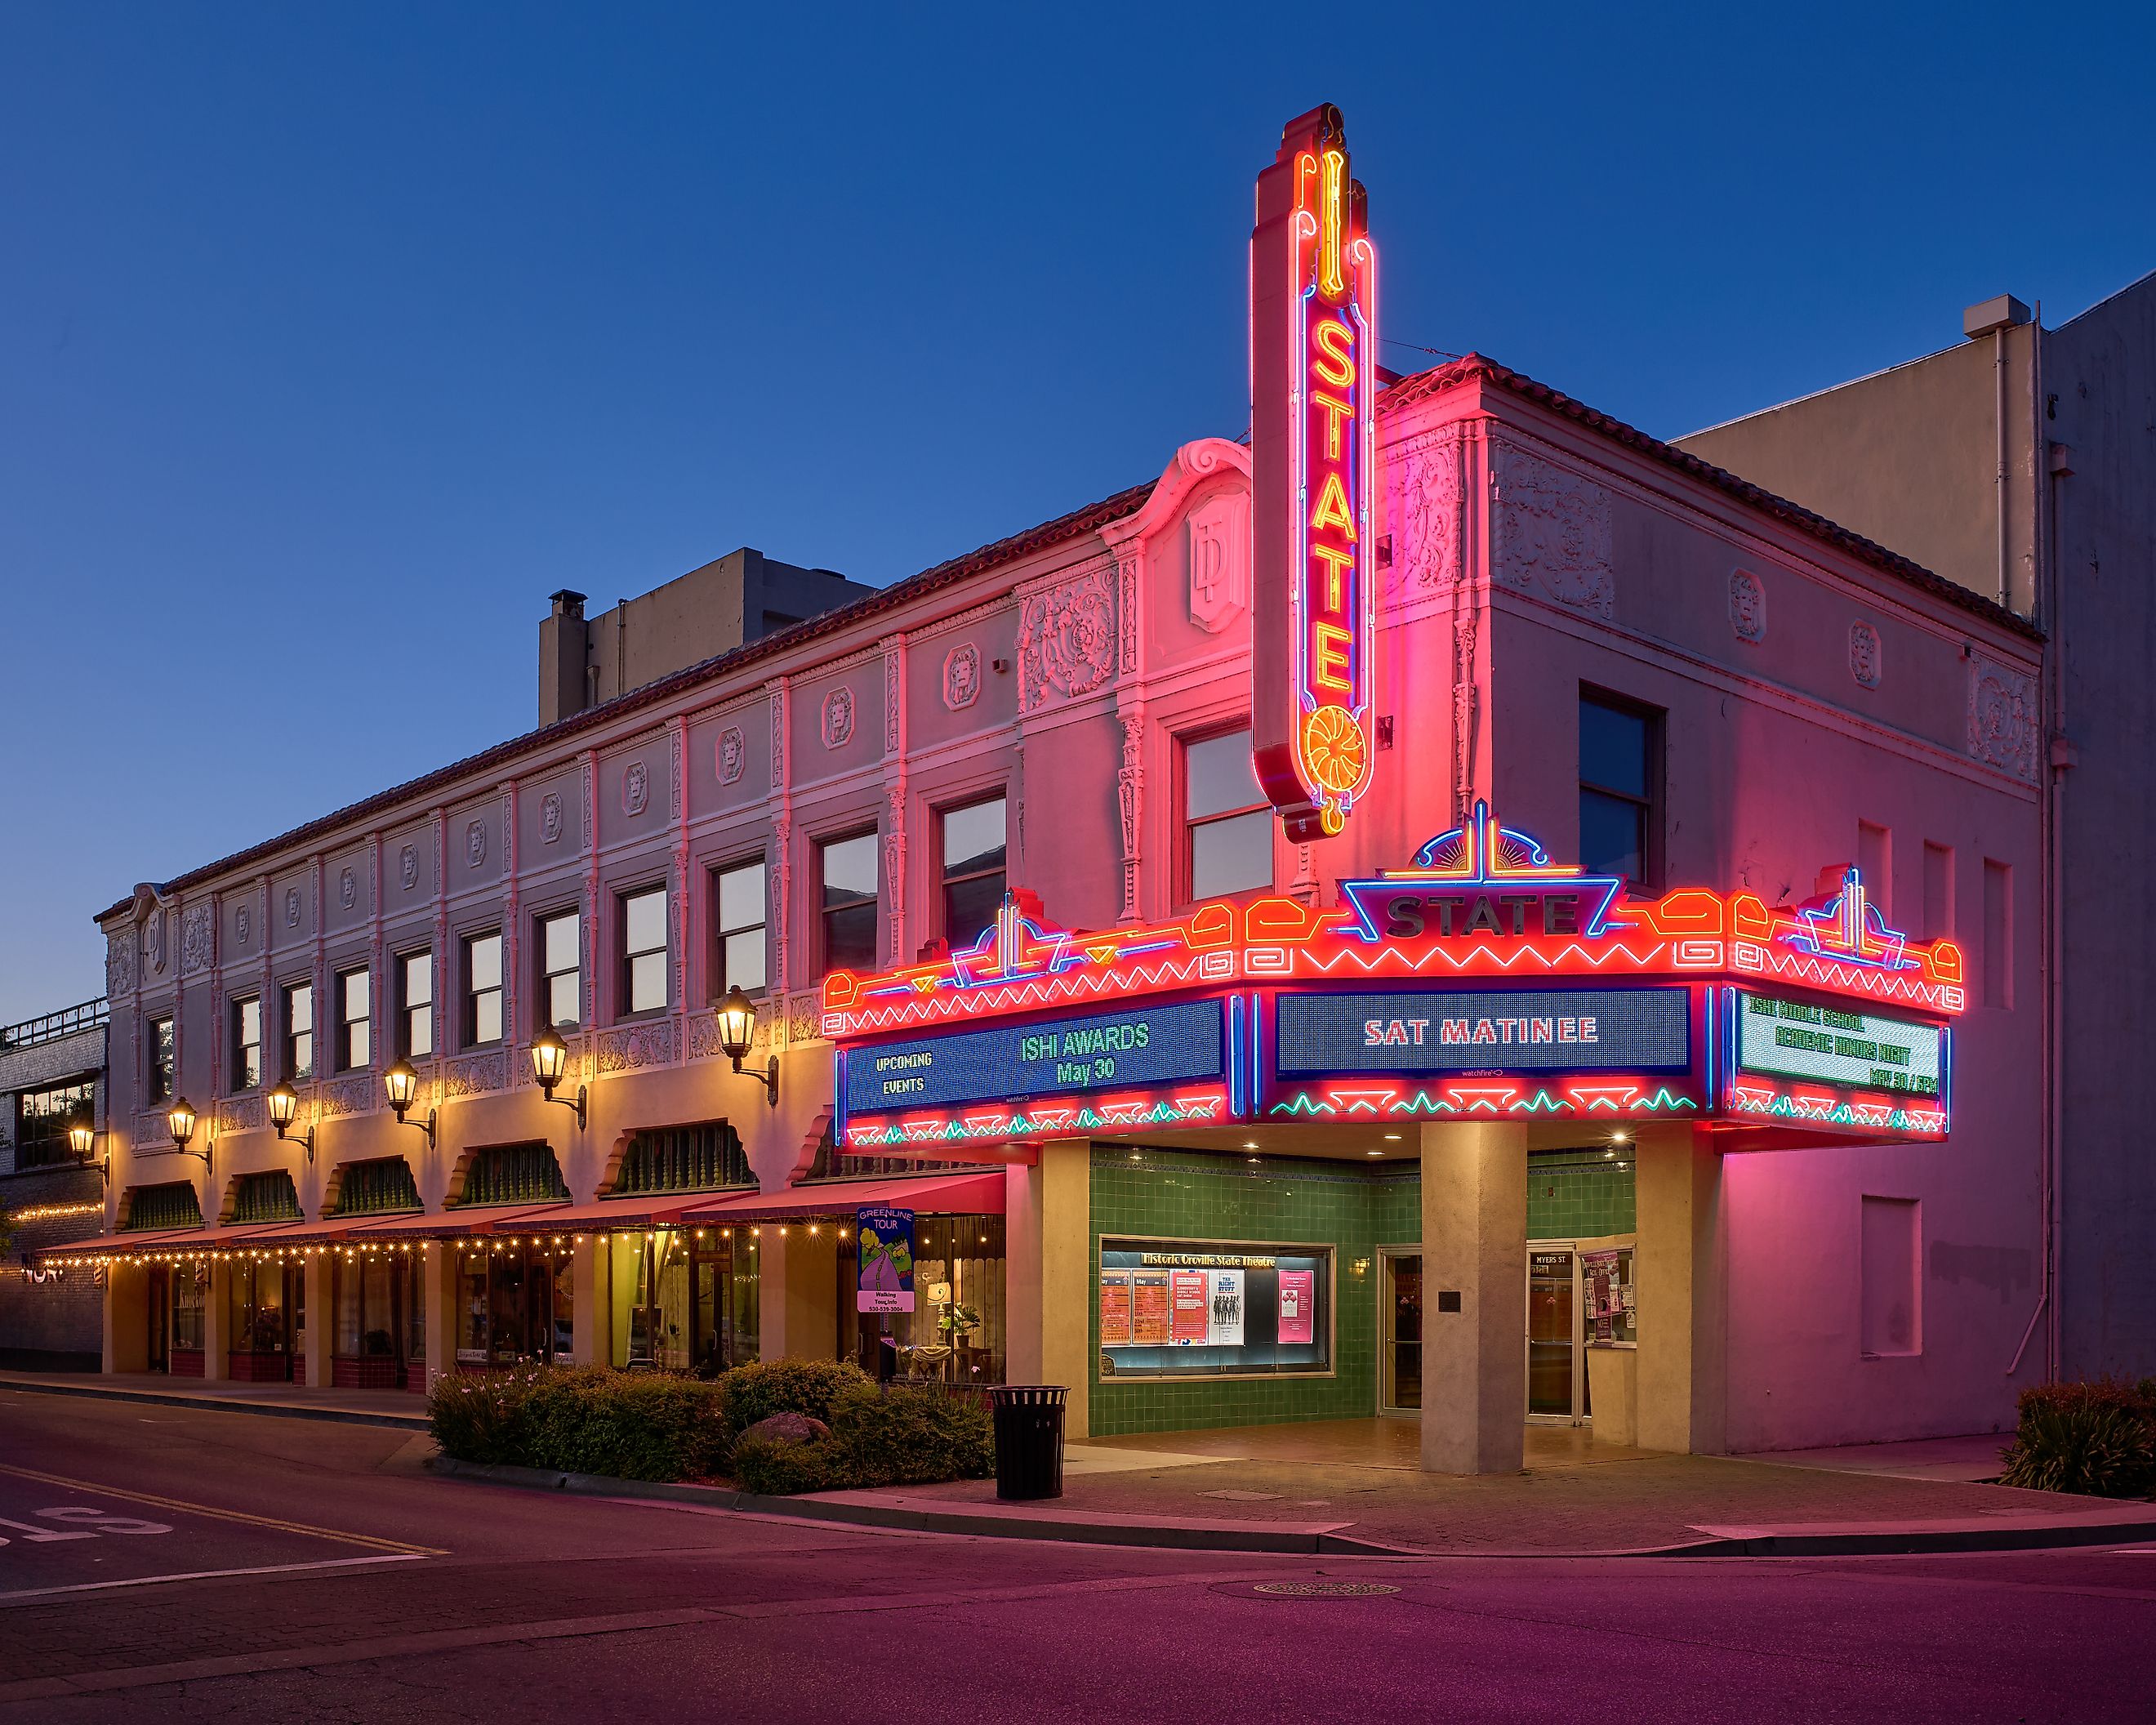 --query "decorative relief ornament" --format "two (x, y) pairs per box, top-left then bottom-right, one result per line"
(284, 887), (301, 928)
(145, 907), (166, 973)
(1393, 431), (1463, 596)
(1968, 653), (2038, 782)
(1186, 496), (1250, 633)
(1017, 568), (1116, 710)
(106, 929), (135, 996)
(1490, 441), (1615, 619)
(400, 843), (419, 889)
(338, 866), (358, 911)
(234, 904), (251, 947)
(466, 819), (487, 870)
(942, 644), (981, 711)
(1849, 621), (1882, 689)
(821, 687), (855, 749)
(1729, 569), (1766, 643)
(716, 725), (746, 785)
(623, 760), (649, 817)
(541, 792), (564, 844)
(178, 904), (215, 976)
